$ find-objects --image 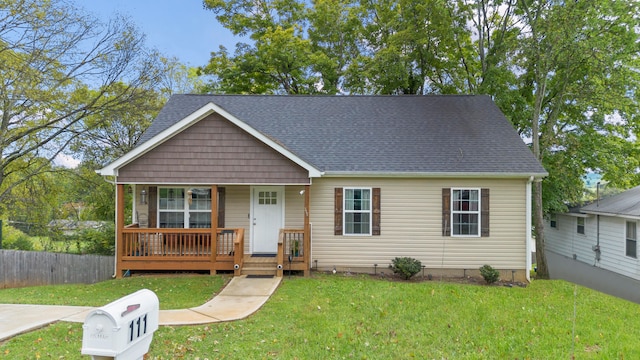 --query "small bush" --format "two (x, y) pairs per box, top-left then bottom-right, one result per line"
(479, 264), (500, 284)
(389, 257), (422, 280)
(1, 223), (33, 251)
(82, 223), (115, 256)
